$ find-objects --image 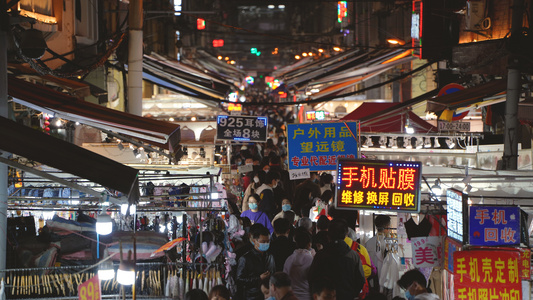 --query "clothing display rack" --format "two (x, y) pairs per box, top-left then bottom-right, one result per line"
(4, 170), (230, 299)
